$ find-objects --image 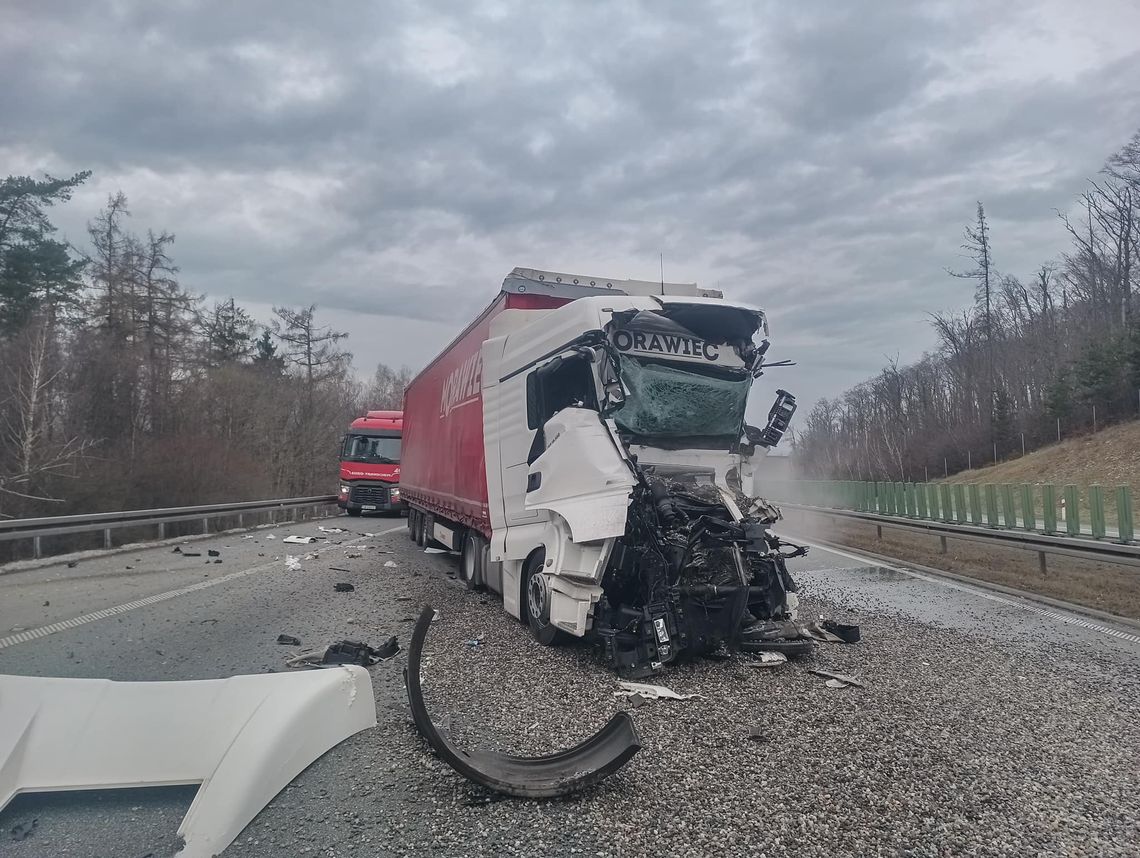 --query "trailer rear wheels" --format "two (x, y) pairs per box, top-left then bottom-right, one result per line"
(523, 550), (565, 646)
(408, 509), (418, 541)
(415, 513), (427, 547)
(460, 532), (483, 591)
